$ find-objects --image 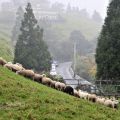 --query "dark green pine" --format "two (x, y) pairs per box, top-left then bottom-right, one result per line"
(14, 3), (51, 71)
(96, 0), (120, 80)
